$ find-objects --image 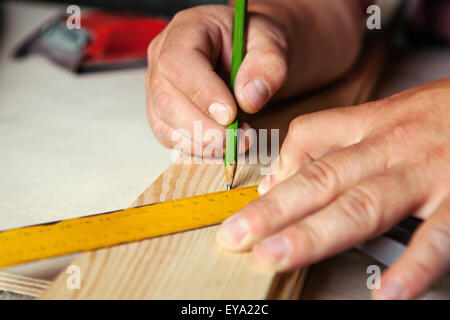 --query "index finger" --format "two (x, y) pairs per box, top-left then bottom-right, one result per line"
(155, 9), (238, 126)
(252, 165), (427, 271)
